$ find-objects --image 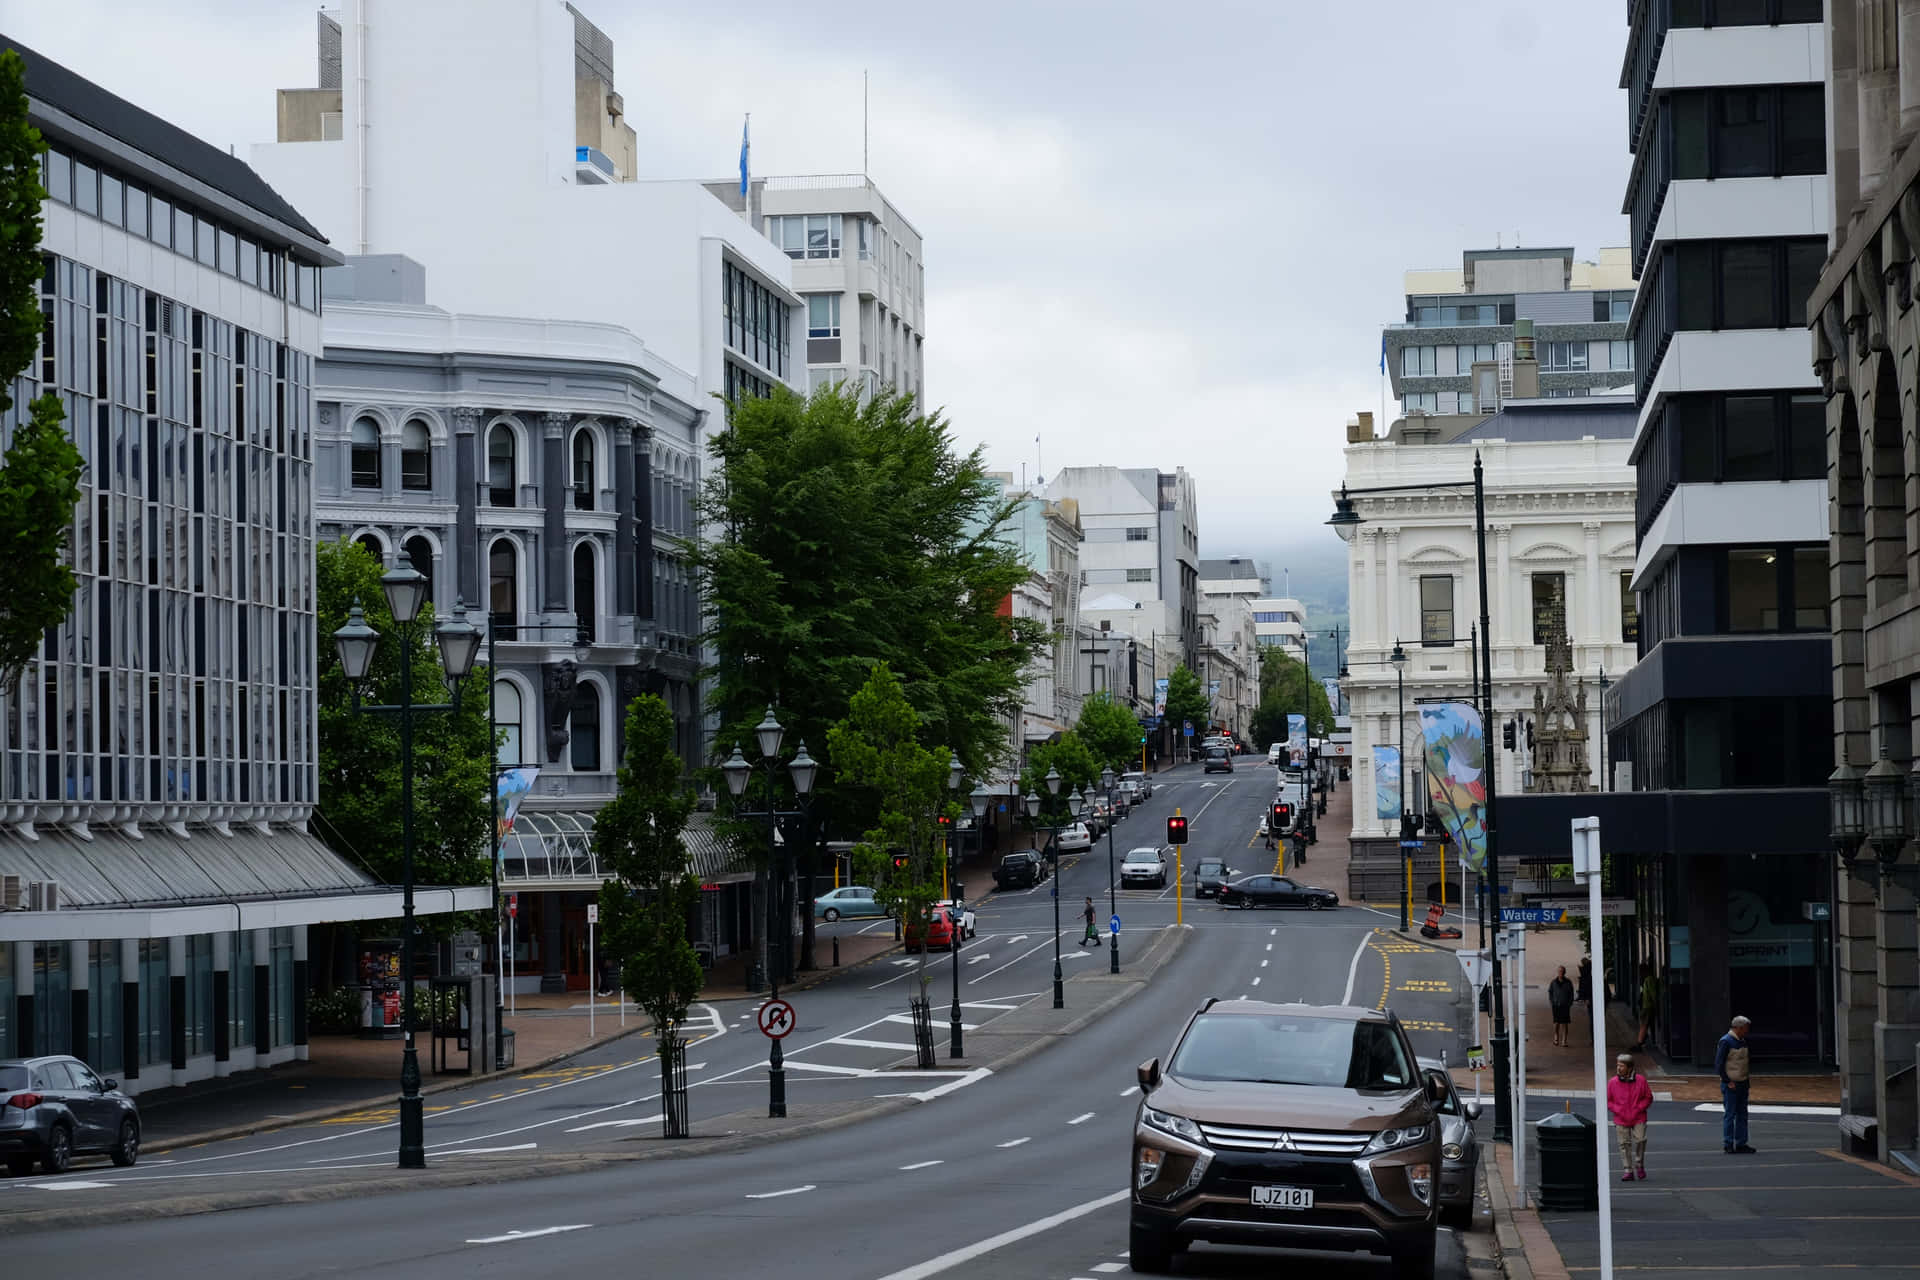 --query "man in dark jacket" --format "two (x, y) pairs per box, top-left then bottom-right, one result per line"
(1715, 1015), (1755, 1154)
(1548, 965), (1576, 1047)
